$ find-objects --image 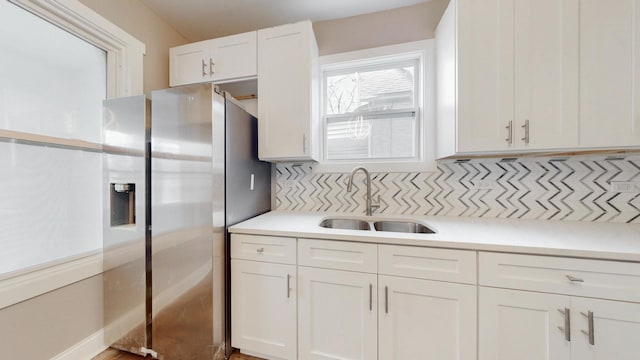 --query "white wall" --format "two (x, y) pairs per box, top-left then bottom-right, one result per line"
(313, 0), (449, 55)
